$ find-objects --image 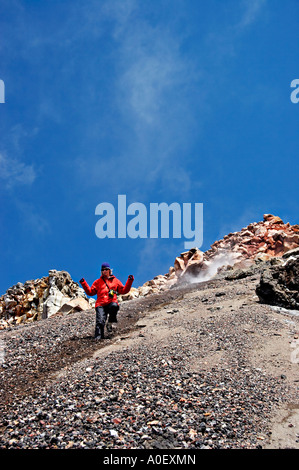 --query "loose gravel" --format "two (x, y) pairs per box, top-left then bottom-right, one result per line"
(0, 276), (298, 449)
